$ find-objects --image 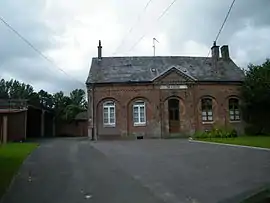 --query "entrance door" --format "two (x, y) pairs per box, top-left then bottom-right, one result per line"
(168, 99), (180, 133)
